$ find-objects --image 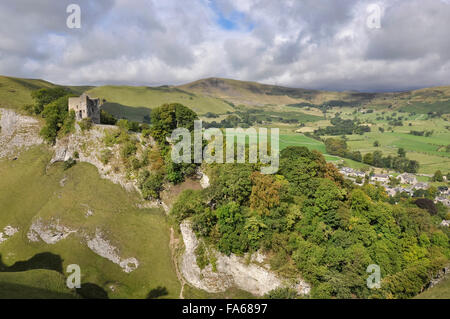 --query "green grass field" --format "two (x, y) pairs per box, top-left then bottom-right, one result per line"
(0, 76), (56, 110)
(87, 85), (234, 117)
(415, 276), (450, 299)
(0, 146), (180, 299)
(0, 270), (78, 299)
